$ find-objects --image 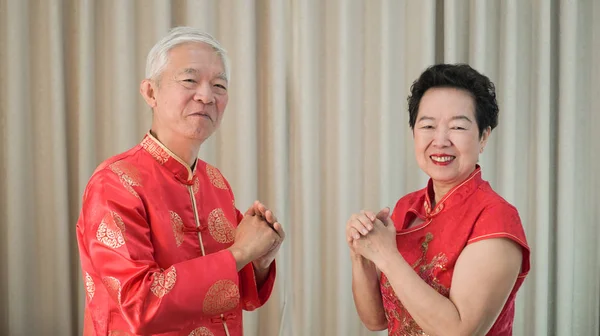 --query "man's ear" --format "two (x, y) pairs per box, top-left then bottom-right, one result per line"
(140, 79), (157, 108)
